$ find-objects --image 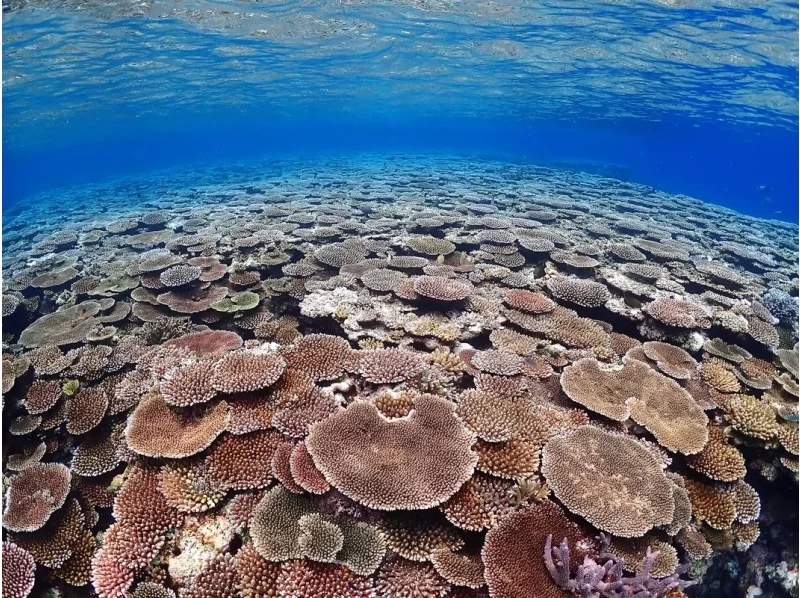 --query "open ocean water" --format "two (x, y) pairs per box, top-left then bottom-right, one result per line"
(1, 2), (798, 598)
